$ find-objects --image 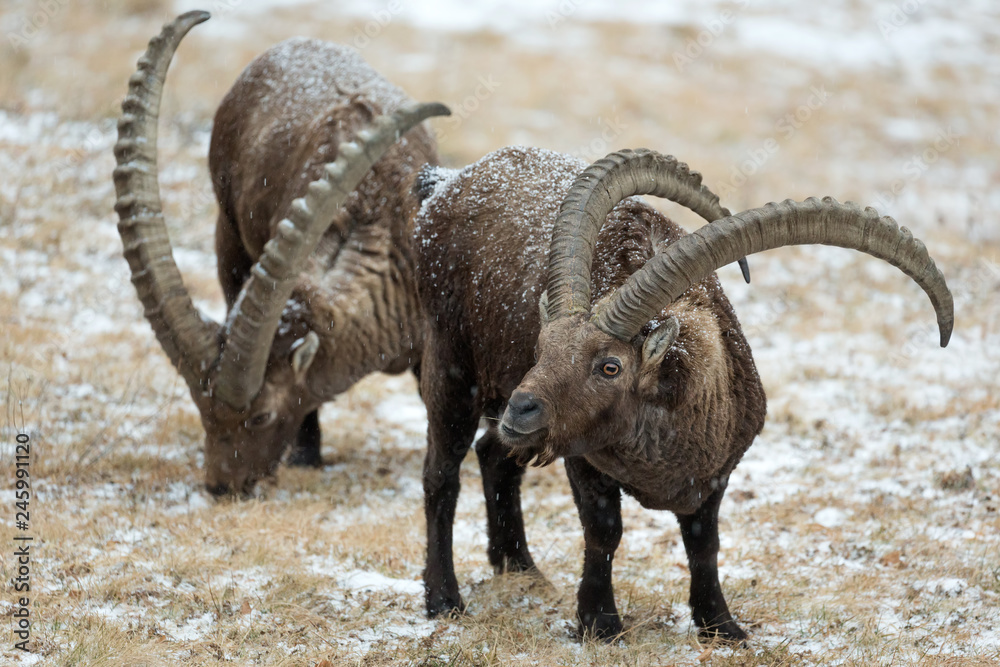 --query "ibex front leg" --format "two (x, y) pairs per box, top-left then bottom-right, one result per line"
(421, 344), (479, 616)
(675, 479), (747, 643)
(565, 456), (623, 641)
(286, 410), (322, 468)
(475, 426), (536, 574)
